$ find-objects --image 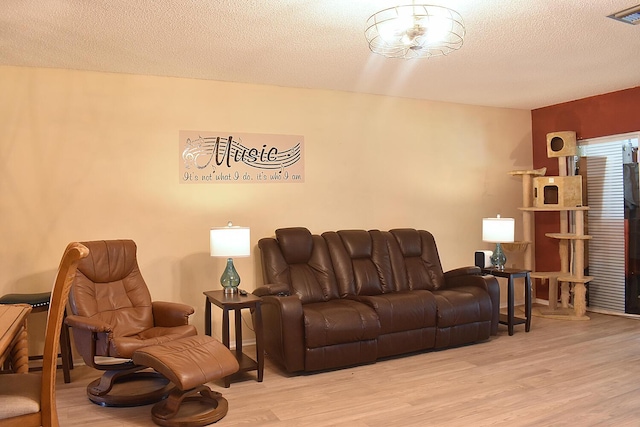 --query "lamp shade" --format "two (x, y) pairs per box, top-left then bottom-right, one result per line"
(210, 224), (251, 257)
(482, 216), (515, 243)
